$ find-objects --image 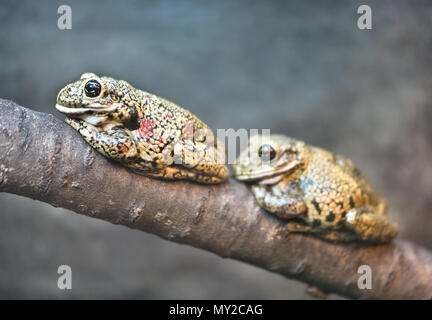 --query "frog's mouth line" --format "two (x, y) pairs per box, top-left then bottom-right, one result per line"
(235, 161), (299, 184)
(55, 103), (119, 116)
